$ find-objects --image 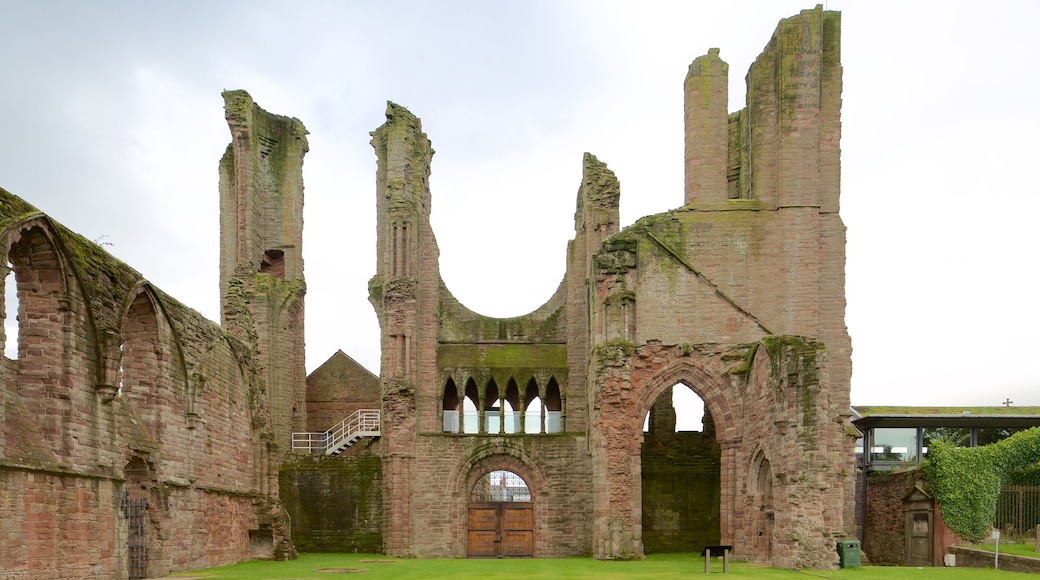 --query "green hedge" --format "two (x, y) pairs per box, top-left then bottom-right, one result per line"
(923, 426), (1040, 540)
